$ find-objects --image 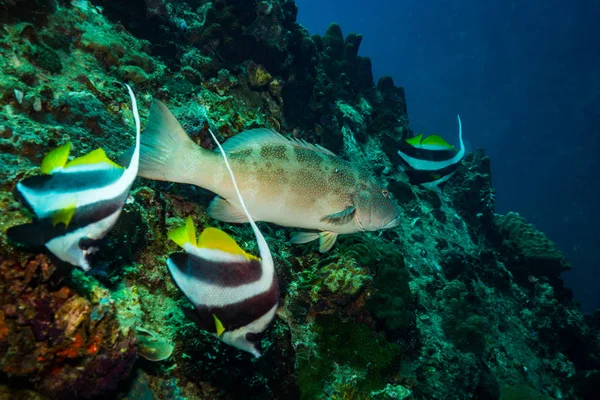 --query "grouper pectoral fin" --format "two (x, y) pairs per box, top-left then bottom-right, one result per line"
(290, 231), (320, 244)
(289, 231), (338, 252)
(320, 206), (356, 225)
(207, 196), (249, 223)
(318, 231), (338, 252)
